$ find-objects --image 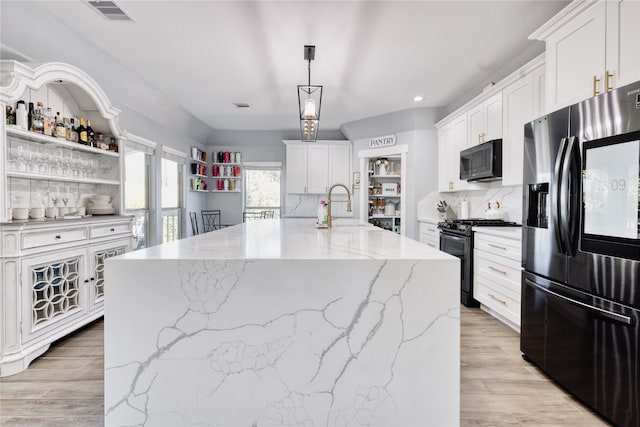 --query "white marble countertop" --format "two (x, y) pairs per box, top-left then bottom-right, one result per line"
(120, 218), (452, 261)
(473, 225), (522, 240)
